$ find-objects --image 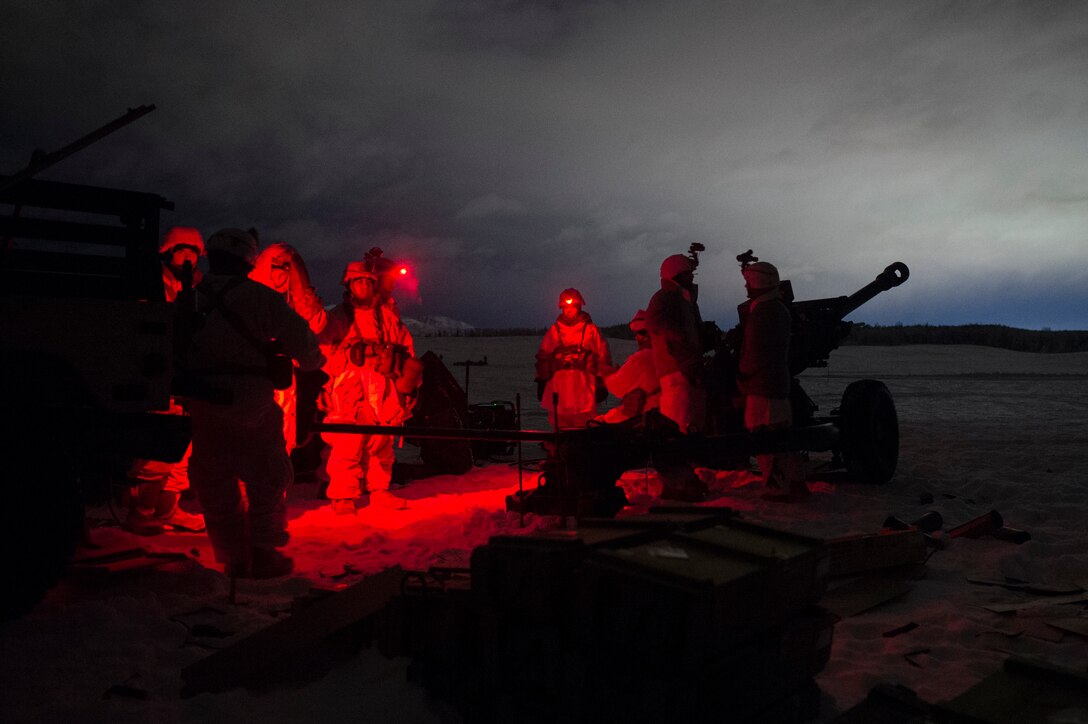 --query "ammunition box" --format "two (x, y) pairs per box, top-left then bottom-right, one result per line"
(583, 520), (827, 665)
